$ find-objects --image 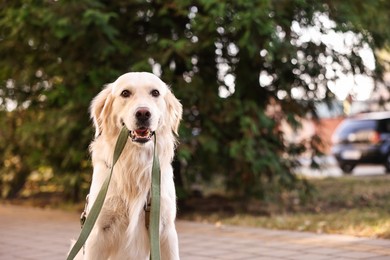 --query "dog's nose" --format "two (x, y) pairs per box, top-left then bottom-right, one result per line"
(135, 107), (151, 123)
